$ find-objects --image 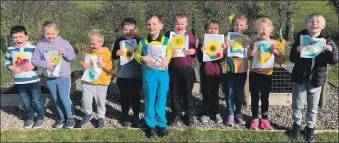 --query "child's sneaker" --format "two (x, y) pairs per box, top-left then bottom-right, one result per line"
(81, 114), (93, 126)
(63, 120), (75, 129)
(23, 120), (34, 128)
(52, 119), (65, 128)
(236, 114), (246, 125)
(215, 114), (223, 124)
(261, 119), (273, 130)
(250, 118), (259, 130)
(33, 120), (44, 129)
(200, 115), (209, 124)
(226, 115), (234, 127)
(97, 118), (105, 128)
